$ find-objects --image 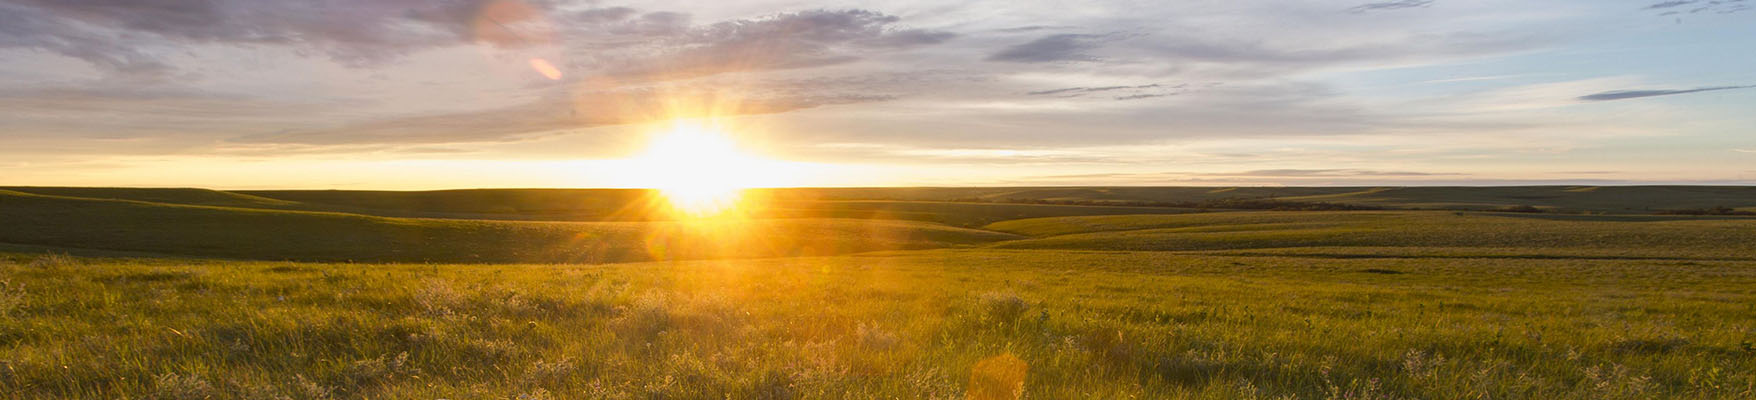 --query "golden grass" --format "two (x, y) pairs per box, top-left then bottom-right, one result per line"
(3, 249), (1752, 399)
